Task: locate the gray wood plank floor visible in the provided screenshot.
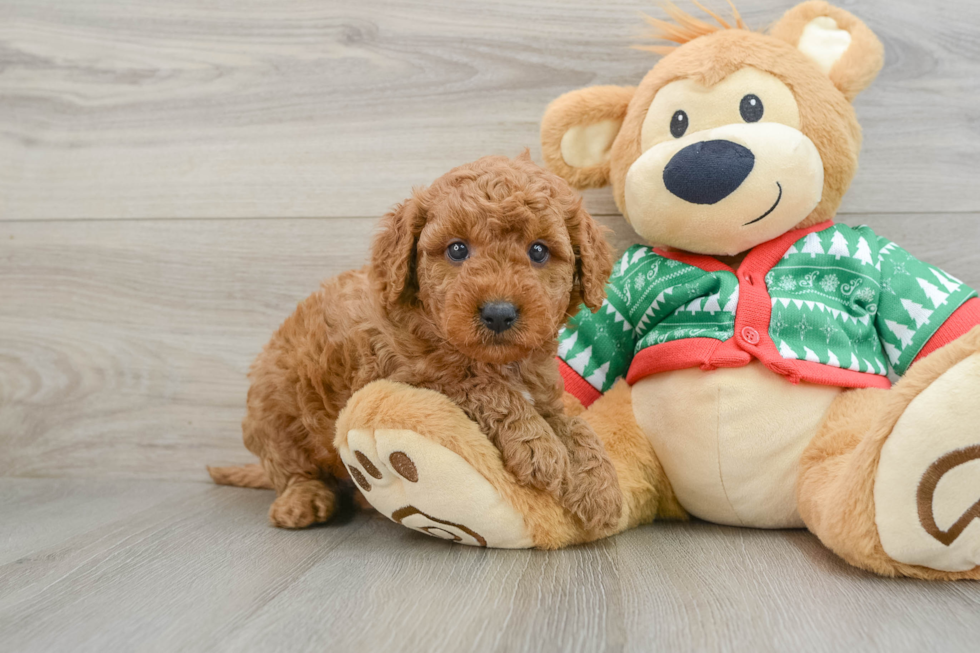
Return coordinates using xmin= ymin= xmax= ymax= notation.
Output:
xmin=2 ymin=478 xmax=979 ymax=653
xmin=2 ymin=0 xmax=979 ymax=650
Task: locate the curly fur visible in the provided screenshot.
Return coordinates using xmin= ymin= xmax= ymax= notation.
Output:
xmin=209 ymin=153 xmax=621 ymax=533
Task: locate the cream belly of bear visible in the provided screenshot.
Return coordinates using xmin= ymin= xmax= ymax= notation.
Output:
xmin=631 ymin=361 xmax=842 ymax=528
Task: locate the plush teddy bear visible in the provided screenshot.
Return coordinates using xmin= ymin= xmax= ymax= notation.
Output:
xmin=335 ymin=1 xmax=980 ymax=579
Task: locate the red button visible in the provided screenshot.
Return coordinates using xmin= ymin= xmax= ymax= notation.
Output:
xmin=741 ymin=326 xmax=760 ymax=344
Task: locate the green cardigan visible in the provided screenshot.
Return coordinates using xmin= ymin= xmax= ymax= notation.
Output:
xmin=558 ymin=222 xmax=978 ymax=400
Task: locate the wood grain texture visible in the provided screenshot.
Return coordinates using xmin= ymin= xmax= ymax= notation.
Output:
xmin=0 ymin=217 xmax=373 ymax=478
xmin=0 ymin=478 xmax=978 ymax=653
xmin=2 ymin=0 xmax=980 ymax=219
xmin=0 ymin=477 xmax=200 ymax=566
xmin=2 ymin=213 xmax=977 ymax=480
xmin=1 ymin=1 xmax=980 ymax=649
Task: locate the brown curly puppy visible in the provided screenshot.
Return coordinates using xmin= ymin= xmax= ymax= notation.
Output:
xmin=209 ymin=153 xmax=622 ymax=533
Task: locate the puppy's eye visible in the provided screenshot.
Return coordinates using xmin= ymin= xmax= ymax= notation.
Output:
xmin=739 ymin=94 xmax=763 ymax=122
xmin=670 ymin=110 xmax=688 ymax=138
xmin=446 ymin=241 xmax=469 ymax=262
xmin=528 ymin=241 xmax=550 ymax=264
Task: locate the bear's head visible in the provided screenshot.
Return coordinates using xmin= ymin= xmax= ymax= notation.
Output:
xmin=541 ymin=1 xmax=884 ymax=257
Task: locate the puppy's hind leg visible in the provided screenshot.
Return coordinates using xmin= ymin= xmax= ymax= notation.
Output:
xmin=269 ymin=477 xmax=336 ymax=529
xmin=243 ymin=413 xmax=337 ymax=529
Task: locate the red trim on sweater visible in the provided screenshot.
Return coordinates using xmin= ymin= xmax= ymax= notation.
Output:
xmin=791 ymin=359 xmax=891 ymax=389
xmin=625 ymin=338 xmax=751 ymax=383
xmin=914 ymin=296 xmax=980 ymax=362
xmin=743 ymin=221 xmax=834 ymax=272
xmin=558 ymin=358 xmax=602 ymax=407
xmin=652 ymin=248 xmax=735 ymax=273
xmin=626 ymin=338 xmax=891 ymax=389
xmin=651 ymin=222 xmax=833 ymax=275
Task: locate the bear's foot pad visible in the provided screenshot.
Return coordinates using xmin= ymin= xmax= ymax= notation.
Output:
xmin=876 ymin=353 xmax=980 ymax=572
xmin=338 ymin=428 xmax=534 ymax=548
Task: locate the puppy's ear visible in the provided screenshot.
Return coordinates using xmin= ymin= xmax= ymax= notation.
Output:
xmin=567 ymin=202 xmax=612 ymax=314
xmin=371 ymin=193 xmax=428 ymax=309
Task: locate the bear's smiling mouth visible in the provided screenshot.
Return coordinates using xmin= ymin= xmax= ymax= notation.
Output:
xmin=743 ymin=182 xmax=782 ymax=226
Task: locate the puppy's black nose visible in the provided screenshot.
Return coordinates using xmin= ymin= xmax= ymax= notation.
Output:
xmin=480 ymin=302 xmax=518 ymax=334
xmin=663 ymin=140 xmax=755 ymax=205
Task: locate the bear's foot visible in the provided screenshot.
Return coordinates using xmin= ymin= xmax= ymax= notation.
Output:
xmin=875 ymin=353 xmax=980 ymax=572
xmin=338 ymin=427 xmax=534 ymax=548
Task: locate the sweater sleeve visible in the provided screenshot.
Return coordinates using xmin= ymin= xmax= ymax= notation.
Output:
xmin=557 ymin=247 xmax=645 ymax=405
xmin=914 ymin=297 xmax=980 ymax=362
xmin=874 ymin=234 xmax=978 ymax=376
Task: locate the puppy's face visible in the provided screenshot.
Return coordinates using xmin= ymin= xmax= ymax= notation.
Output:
xmin=416 ymin=184 xmax=576 ymax=364
xmin=372 ymin=155 xmax=611 ymax=365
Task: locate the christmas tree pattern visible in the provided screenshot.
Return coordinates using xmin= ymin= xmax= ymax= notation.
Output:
xmin=854 ymin=237 xmax=874 ymax=267
xmin=931 ymin=268 xmax=961 ymax=293
xmin=559 ymin=226 xmax=976 ymax=395
xmin=558 ymin=245 xmax=739 ymax=392
xmin=768 ymin=225 xmax=976 ymax=376
xmin=827 ymin=230 xmax=850 ymax=259
xmin=801 ymin=233 xmax=825 ymax=257
xmin=900 ymin=299 xmax=932 ymax=328
xmin=916 ymin=278 xmax=948 ymax=308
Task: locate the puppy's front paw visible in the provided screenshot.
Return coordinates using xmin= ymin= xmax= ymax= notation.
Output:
xmin=562 ymin=463 xmax=623 ymax=534
xmin=502 ymin=435 xmax=570 ymax=495
xmin=269 ymin=480 xmax=335 ymax=529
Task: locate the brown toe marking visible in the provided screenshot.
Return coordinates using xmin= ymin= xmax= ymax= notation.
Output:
xmin=391 ymin=505 xmax=486 ymax=547
xmin=421 ymin=527 xmax=461 ymax=542
xmin=348 ymin=465 xmax=371 ymax=492
xmin=917 ymin=444 xmax=980 ymax=546
xmin=355 ymin=451 xmax=382 ymax=479
xmin=389 ymin=451 xmax=418 ymax=482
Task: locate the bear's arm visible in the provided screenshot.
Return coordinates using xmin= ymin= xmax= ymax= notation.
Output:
xmin=556 ymin=249 xmax=649 ymax=406
xmin=873 ymin=233 xmax=979 ymax=375
xmin=914 ymin=298 xmax=980 ymax=362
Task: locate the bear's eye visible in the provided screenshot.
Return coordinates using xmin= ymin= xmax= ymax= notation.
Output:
xmin=446 ymin=240 xmax=469 ymax=262
xmin=528 ymin=241 xmax=550 ymax=264
xmin=739 ymin=94 xmax=764 ymax=122
xmin=670 ymin=110 xmax=688 ymax=138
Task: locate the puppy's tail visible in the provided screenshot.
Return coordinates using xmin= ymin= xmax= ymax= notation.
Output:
xmin=207 ymin=463 xmax=273 ymax=489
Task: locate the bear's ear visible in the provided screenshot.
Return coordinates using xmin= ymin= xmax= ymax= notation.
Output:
xmin=769 ymin=1 xmax=884 ymax=101
xmin=540 ymin=85 xmax=635 ymax=189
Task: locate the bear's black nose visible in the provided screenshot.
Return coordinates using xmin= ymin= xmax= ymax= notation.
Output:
xmin=662 ymin=140 xmax=755 ymax=205
xmin=480 ymin=302 xmax=518 ymax=334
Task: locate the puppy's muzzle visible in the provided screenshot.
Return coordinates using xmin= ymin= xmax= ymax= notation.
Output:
xmin=480 ymin=302 xmax=519 ymax=334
